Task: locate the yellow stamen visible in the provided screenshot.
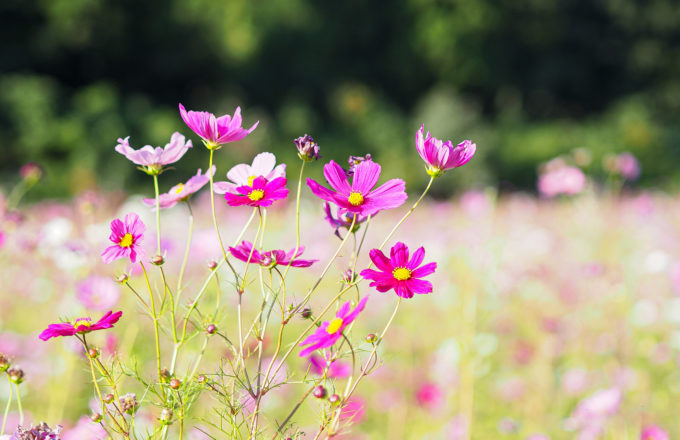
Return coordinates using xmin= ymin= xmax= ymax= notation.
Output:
xmin=73 ymin=319 xmax=92 ymax=329
xmin=119 ymin=233 xmax=134 ymax=248
xmin=249 ymin=189 xmax=265 ymax=201
xmin=392 ymin=267 xmax=412 ymax=281
xmin=326 ymin=318 xmax=344 ymax=334
xmin=247 ymin=175 xmax=257 ymax=186
xmin=173 ymin=183 xmax=185 ymax=194
xmin=348 ymin=192 xmax=364 ymax=206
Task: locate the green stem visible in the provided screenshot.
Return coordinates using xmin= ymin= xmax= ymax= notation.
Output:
xmin=153 ymin=174 xmax=162 ymax=255
xmin=176 ymin=201 xmax=194 ymax=295
xmin=13 ymin=383 xmax=22 ymax=426
xmin=141 ymin=262 xmax=164 ymax=400
xmin=1 ymin=374 xmax=13 ymax=435
xmin=208 ymin=149 xmax=229 ymax=261
xmin=281 ymin=161 xmax=305 ymax=279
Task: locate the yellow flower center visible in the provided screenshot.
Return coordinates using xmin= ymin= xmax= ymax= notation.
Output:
xmin=392 ymin=267 xmax=412 ymax=281
xmin=173 ymin=183 xmax=185 ymax=194
xmin=248 ymin=175 xmax=257 ymax=186
xmin=348 ymin=192 xmax=364 ymax=206
xmin=73 ymin=319 xmax=92 ymax=329
xmin=249 ymin=189 xmax=265 ymax=201
xmin=326 ymin=318 xmax=344 ymax=334
xmin=119 ymin=233 xmax=134 ymax=248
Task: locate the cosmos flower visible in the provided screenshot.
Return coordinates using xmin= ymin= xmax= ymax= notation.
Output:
xmin=415 ymin=125 xmax=476 ymax=177
xmin=415 ymin=383 xmax=445 ymax=409
xmin=213 ymin=153 xmax=286 ymax=195
xmin=39 ymin=311 xmax=123 ymax=341
xmin=641 ymin=425 xmax=669 ymax=440
xmin=142 ymin=167 xmax=215 ymax=210
xmin=228 ymin=241 xmax=316 ymax=268
xmin=339 ymin=396 xmax=367 ymax=423
xmin=360 ymin=242 xmax=437 ymax=299
xmin=178 ymin=103 xmax=258 ymax=149
xmin=224 ymin=176 xmax=288 ymax=207
xmin=294 ymin=134 xmax=321 ymax=162
xmin=76 ymin=276 xmax=121 ymax=311
xmin=347 ymin=154 xmax=372 ymax=177
xmin=101 ymin=213 xmax=145 ymax=264
xmin=115 ymin=132 xmax=192 ymax=175
xmin=307 ymin=354 xmax=351 ymax=379
xmin=299 ymin=297 xmax=368 ymax=357
xmin=307 ymin=160 xmax=407 ymax=217
xmin=615 ymin=152 xmax=641 ymax=181
xmin=323 ymin=202 xmax=368 ymax=238
xmin=9 ymin=422 xmax=62 ymax=440
xmin=537 ymin=160 xmax=587 ymax=198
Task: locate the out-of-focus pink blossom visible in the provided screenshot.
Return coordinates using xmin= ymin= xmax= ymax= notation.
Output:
xmin=446 ymin=414 xmax=468 ymax=440
xmin=615 ymin=152 xmax=641 ymax=181
xmin=640 ymin=425 xmax=669 ymax=440
xmin=537 ymin=161 xmax=586 ymax=198
xmin=62 ymin=417 xmax=107 ymax=440
xmin=565 ymin=388 xmax=622 ymax=439
xmin=562 ymin=368 xmax=589 ymax=395
xmin=308 ymin=354 xmax=351 ymax=378
xmin=76 ymin=276 xmax=121 ymax=311
xmin=339 ymin=396 xmax=366 ymax=424
xmin=415 ymin=383 xmax=444 ymax=410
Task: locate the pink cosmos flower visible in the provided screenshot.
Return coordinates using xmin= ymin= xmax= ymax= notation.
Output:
xmin=178 ymin=103 xmax=258 ymax=149
xmin=307 ymin=160 xmax=407 ymax=217
xmin=616 ymin=152 xmax=641 ymax=181
xmin=142 ymin=167 xmax=215 ymax=210
xmin=213 ymin=152 xmax=286 ymax=195
xmin=224 ymin=176 xmax=288 ymax=207
xmin=115 ymin=132 xmax=192 ymax=174
xmin=62 ymin=416 xmax=107 ymax=440
xmin=360 ymin=242 xmax=437 ymax=299
xmin=299 ymin=297 xmax=368 ymax=357
xmin=101 ymin=213 xmax=145 ymax=264
xmin=339 ymin=396 xmax=366 ymax=423
xmin=565 ymin=388 xmax=622 ymax=439
xmin=641 ymin=425 xmax=669 ymax=440
xmin=39 ymin=310 xmax=123 ymax=341
xmin=537 ymin=163 xmax=587 ymax=197
xmin=228 ymin=241 xmax=316 ymax=268
xmin=323 ymin=202 xmax=368 ymax=238
xmin=415 ymin=383 xmax=445 ymax=409
xmin=76 ymin=276 xmax=121 ymax=311
xmin=415 ymin=125 xmax=476 ymax=176
xmin=308 ymin=354 xmax=351 ymax=378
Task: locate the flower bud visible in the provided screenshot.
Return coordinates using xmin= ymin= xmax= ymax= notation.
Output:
xmin=119 ymin=393 xmax=139 ymax=414
xmin=0 ymin=354 xmax=10 ymax=373
xmin=90 ymin=412 xmax=103 ymax=423
xmin=313 ymin=385 xmax=327 ymax=399
xmin=169 ymin=378 xmax=181 ymax=390
xmin=365 ymin=333 xmax=377 ymax=344
xmin=300 ymin=308 xmax=312 ymax=319
xmin=197 ymin=374 xmax=207 ymax=384
xmin=151 ymin=254 xmax=165 ymax=266
xmin=8 ymin=367 xmax=24 ymax=384
xmin=328 ymin=394 xmax=341 ymax=405
xmin=20 ymin=162 xmax=43 ymax=182
xmin=88 ymin=348 xmax=100 ymax=359
xmin=207 ymin=260 xmax=218 ymax=271
xmin=294 ymin=134 xmax=321 ymax=162
xmin=343 ymin=269 xmax=356 ymax=283
xmin=104 ymin=393 xmax=114 ymax=404
xmin=158 ymin=408 xmax=173 ymax=424
xmin=116 ymin=273 xmax=129 ymax=284
xmin=160 ymin=368 xmax=171 ymax=383
xmin=206 ymin=324 xmax=217 ymax=335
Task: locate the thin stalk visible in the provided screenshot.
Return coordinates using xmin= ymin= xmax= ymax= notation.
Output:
xmin=140 ymin=262 xmax=164 ymax=400
xmin=13 ymin=383 xmax=22 ymax=426
xmin=1 ymin=374 xmax=13 ymax=435
xmin=176 ymin=201 xmax=195 ymax=294
xmin=281 ymin=161 xmax=305 ymax=279
xmin=208 ymin=149 xmax=229 ymax=261
xmin=153 ymin=174 xmax=162 ymax=255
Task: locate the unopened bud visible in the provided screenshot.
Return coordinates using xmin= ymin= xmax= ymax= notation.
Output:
xmin=206 ymin=324 xmax=217 ymax=335
xmin=300 ymin=308 xmax=312 ymax=319
xmin=119 ymin=393 xmax=139 ymax=414
xmin=343 ymin=269 xmax=355 ymax=283
xmin=328 ymin=394 xmax=341 ymax=405
xmin=158 ymin=408 xmax=173 ymax=424
xmin=313 ymin=385 xmax=327 ymax=399
xmin=160 ymin=368 xmax=171 ymax=383
xmin=7 ymin=367 xmax=24 ymax=384
xmin=169 ymin=378 xmax=181 ymax=390
xmin=207 ymin=260 xmax=217 ymax=270
xmin=294 ymin=134 xmax=321 ymax=162
xmin=151 ymin=254 xmax=165 ymax=266
xmin=0 ymin=354 xmax=10 ymax=373
xmin=197 ymin=374 xmax=207 ymax=384
xmin=20 ymin=162 xmax=43 ymax=182
xmin=365 ymin=333 xmax=377 ymax=344
xmin=90 ymin=412 xmax=103 ymax=423
xmin=104 ymin=393 xmax=114 ymax=404
xmin=116 ymin=273 xmax=129 ymax=284
xmin=88 ymin=348 xmax=100 ymax=359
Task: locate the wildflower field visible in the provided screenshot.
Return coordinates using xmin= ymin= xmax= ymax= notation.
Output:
xmin=0 ymin=104 xmax=676 ymax=440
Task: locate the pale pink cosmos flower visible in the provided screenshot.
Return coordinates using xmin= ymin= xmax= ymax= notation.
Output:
xmin=641 ymin=425 xmax=669 ymax=440
xmin=308 ymin=354 xmax=351 ymax=378
xmin=101 ymin=213 xmax=145 ymax=264
xmin=615 ymin=152 xmax=641 ymax=181
xmin=565 ymin=388 xmax=622 ymax=440
xmin=115 ymin=132 xmax=192 ymax=174
xmin=537 ymin=162 xmax=586 ymax=198
xmin=415 ymin=125 xmax=476 ymax=177
xmin=76 ymin=276 xmax=121 ymax=311
xmin=179 ymin=103 xmax=258 ymax=149
xmin=142 ymin=167 xmax=215 ymax=210
xmin=62 ymin=417 xmax=107 ymax=440
xmin=213 ymin=153 xmax=286 ymax=195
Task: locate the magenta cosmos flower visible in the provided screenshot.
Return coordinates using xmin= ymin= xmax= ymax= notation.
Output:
xmin=39 ymin=310 xmax=122 ymax=341
xmin=307 ymin=160 xmax=407 ymax=217
xmin=142 ymin=166 xmax=214 ymax=210
xmin=416 ymin=125 xmax=476 ymax=177
xmin=360 ymin=242 xmax=437 ymax=299
xmin=224 ymin=176 xmax=288 ymax=207
xmin=323 ymin=202 xmax=368 ymax=238
xmin=101 ymin=213 xmax=145 ymax=264
xmin=179 ymin=103 xmax=259 ymax=149
xmin=213 ymin=152 xmax=286 ymax=195
xmin=299 ymin=296 xmax=368 ymax=357
xmin=641 ymin=425 xmax=669 ymax=440
xmin=308 ymin=354 xmax=351 ymax=379
xmin=115 ymin=132 xmax=192 ymax=175
xmin=229 ymin=241 xmax=316 ymax=268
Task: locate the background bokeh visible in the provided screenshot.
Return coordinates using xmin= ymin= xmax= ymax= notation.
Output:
xmin=2 ymin=0 xmax=680 ymax=199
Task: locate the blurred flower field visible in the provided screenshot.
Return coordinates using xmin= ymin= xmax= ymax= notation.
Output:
xmin=1 ymin=185 xmax=678 ymax=439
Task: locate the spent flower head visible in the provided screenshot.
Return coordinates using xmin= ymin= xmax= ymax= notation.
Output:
xmin=294 ymin=134 xmax=321 ymax=162
xmin=9 ymin=422 xmax=62 ymax=440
